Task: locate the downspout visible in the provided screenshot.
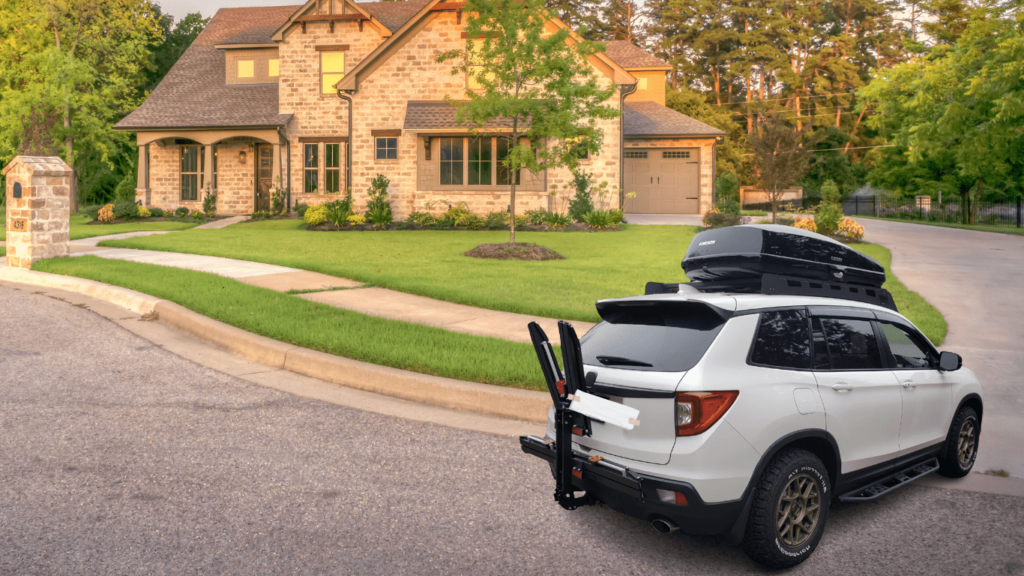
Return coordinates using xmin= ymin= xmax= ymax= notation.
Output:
xmin=618 ymin=82 xmax=638 ymax=208
xmin=337 ymin=90 xmax=355 ymax=196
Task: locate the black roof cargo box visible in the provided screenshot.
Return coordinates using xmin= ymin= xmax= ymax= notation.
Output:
xmin=683 ymin=225 xmax=885 ymax=288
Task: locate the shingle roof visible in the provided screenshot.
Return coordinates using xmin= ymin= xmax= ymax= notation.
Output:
xmin=604 ymin=40 xmax=671 ymax=70
xmin=218 ymin=25 xmax=281 ymax=46
xmin=359 ymin=0 xmax=432 ymax=32
xmin=623 ymin=101 xmax=726 ymax=138
xmin=115 ymin=5 xmax=299 ymax=130
xmin=404 ymin=101 xmax=529 ymax=131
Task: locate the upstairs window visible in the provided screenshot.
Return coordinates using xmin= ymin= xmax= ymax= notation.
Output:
xmin=269 ymin=59 xmax=279 ymax=78
xmin=180 ymin=146 xmax=200 ymax=201
xmin=238 ymin=60 xmax=254 ymax=79
xmin=325 ymin=144 xmax=341 ymax=193
xmin=304 ymin=144 xmax=319 ymax=193
xmin=321 ymin=51 xmax=345 ymax=95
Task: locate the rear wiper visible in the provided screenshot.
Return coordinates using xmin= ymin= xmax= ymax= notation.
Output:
xmin=596 ymin=355 xmax=653 ymax=367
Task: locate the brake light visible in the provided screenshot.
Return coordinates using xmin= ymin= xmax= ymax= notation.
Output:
xmin=676 ymin=391 xmax=739 ymax=436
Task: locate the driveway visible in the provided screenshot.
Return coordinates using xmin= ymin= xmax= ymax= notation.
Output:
xmin=857 ymin=219 xmax=1024 ymax=476
xmin=2 ymin=286 xmax=1023 ymax=574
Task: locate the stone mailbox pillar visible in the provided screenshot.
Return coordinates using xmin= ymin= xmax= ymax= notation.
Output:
xmin=3 ymin=156 xmax=73 ymax=269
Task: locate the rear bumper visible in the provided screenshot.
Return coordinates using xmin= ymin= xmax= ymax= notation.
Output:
xmin=520 ymin=435 xmax=745 ymax=536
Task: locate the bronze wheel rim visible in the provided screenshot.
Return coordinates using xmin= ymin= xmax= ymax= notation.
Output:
xmin=958 ymin=419 xmax=977 ymax=467
xmin=776 ymin=473 xmax=822 ymax=548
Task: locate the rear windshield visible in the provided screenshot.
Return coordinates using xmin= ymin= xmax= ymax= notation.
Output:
xmin=581 ymin=306 xmax=725 ymax=372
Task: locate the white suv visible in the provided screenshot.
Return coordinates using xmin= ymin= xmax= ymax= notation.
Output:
xmin=520 ymin=225 xmax=983 ymax=569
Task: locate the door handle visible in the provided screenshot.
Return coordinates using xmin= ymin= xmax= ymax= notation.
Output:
xmin=831 ymin=383 xmax=853 ymax=392
xmin=901 ymin=380 xmax=916 ymax=389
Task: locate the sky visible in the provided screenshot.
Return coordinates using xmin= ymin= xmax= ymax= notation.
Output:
xmin=156 ymin=0 xmax=303 ymax=22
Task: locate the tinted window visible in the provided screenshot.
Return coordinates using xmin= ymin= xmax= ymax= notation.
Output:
xmin=811 ymin=317 xmax=831 ymax=370
xmin=750 ymin=310 xmax=811 ymax=369
xmin=581 ymin=320 xmax=724 ymax=373
xmin=880 ymin=323 xmax=935 ymax=369
xmin=818 ymin=318 xmax=883 ymax=370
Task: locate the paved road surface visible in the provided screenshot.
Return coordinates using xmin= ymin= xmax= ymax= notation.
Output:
xmin=858 ymin=219 xmax=1024 ymax=477
xmin=3 ymin=286 xmax=1024 ymax=574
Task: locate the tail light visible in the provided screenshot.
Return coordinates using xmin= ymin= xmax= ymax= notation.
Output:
xmin=676 ymin=391 xmax=739 ymax=436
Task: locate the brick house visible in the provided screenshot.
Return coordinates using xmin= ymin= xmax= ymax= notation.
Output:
xmin=115 ymin=0 xmax=726 ymax=217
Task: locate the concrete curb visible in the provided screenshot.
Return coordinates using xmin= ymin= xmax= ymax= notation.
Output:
xmin=6 ymin=267 xmax=550 ymax=423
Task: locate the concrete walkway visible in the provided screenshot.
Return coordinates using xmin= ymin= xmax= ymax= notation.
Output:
xmin=195 ymin=215 xmax=247 ymax=229
xmin=626 ymin=214 xmax=703 ymax=226
xmin=857 ymin=218 xmax=1024 ymax=477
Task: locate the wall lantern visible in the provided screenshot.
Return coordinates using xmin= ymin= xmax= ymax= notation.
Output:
xmin=239 ymin=150 xmax=247 ymax=164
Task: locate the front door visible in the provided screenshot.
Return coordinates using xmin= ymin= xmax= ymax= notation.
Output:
xmin=255 ymin=144 xmax=273 ymax=212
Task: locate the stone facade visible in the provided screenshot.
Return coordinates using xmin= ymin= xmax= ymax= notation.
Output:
xmin=3 ymin=156 xmax=72 ymax=269
xmin=143 ymin=140 xmax=257 ymax=215
xmin=625 ymin=138 xmax=716 ymax=214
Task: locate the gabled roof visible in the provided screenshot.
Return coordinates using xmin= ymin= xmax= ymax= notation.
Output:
xmin=604 ymin=41 xmax=671 ymax=70
xmin=115 ymin=5 xmax=298 ymax=131
xmin=270 ymin=0 xmax=391 ymax=41
xmin=360 ymin=0 xmax=432 ymax=32
xmin=623 ymin=101 xmax=726 ymax=138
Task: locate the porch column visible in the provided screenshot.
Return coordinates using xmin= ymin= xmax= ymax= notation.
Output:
xmin=204 ymin=145 xmax=215 ymax=193
xmin=272 ymin=143 xmax=282 ymax=188
xmin=136 ymin=144 xmax=151 ymax=207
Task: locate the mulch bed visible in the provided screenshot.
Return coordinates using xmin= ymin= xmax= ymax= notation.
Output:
xmin=85 ymin=216 xmax=220 ymax=225
xmin=306 ymin=221 xmax=621 ymax=232
xmin=464 ymin=242 xmax=565 ymax=261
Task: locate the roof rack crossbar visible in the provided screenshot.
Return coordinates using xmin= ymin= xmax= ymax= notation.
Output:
xmin=678 ymin=273 xmax=897 ymax=312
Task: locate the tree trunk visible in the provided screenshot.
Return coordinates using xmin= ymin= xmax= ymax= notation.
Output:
xmin=509 ymin=123 xmax=518 ymax=244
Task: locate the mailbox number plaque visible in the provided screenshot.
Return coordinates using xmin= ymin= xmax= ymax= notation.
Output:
xmin=11 ymin=219 xmax=27 ymax=232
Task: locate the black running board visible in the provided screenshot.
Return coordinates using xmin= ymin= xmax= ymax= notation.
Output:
xmin=838 ymin=458 xmax=940 ymax=502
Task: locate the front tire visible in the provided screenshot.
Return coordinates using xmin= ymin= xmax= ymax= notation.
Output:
xmin=937 ymin=406 xmax=979 ymax=478
xmin=741 ymin=449 xmax=831 ymax=569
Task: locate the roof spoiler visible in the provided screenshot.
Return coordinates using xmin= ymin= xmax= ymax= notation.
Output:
xmin=596 ymin=299 xmax=732 ymax=327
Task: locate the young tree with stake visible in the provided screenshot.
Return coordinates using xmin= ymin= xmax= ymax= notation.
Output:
xmin=437 ymin=0 xmax=619 ymax=244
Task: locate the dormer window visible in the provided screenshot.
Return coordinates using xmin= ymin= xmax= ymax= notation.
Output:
xmin=321 ymin=51 xmax=345 ymax=95
xmin=238 ymin=60 xmax=254 ymax=78
xmin=269 ymin=59 xmax=279 ymax=77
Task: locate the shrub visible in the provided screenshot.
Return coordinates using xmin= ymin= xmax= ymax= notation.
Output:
xmin=485 ymin=211 xmax=508 ymax=228
xmin=703 ymin=208 xmax=742 ymax=229
xmin=609 ymin=209 xmax=625 ymax=225
xmin=715 ymin=197 xmax=741 ymax=215
xmin=441 ymin=201 xmax=472 ymax=225
xmin=149 ymin=207 xmax=165 ymax=218
xmin=456 ymin=213 xmax=486 ymax=230
xmin=202 ymin=189 xmax=217 ymax=216
xmin=543 ymin=211 xmax=571 ymax=228
xmin=113 ymin=174 xmax=137 ymax=202
xmin=271 ymin=188 xmax=287 ymax=215
xmin=716 ymin=171 xmax=740 ymax=204
xmin=347 ymin=214 xmax=366 ymax=225
xmin=814 ymin=202 xmax=843 ymax=236
xmin=304 ymin=204 xmax=328 ymax=226
xmin=192 ymin=211 xmax=204 ymax=221
xmin=837 ymin=217 xmax=864 ymax=241
xmin=250 ymin=211 xmax=271 ymax=219
xmin=113 ymin=199 xmax=139 ymax=221
xmin=295 ymin=203 xmax=310 ymax=218
xmin=98 ymin=204 xmax=115 ymax=223
xmin=568 ymin=171 xmax=595 ymax=222
xmin=137 ymin=206 xmax=151 ymax=219
xmin=793 ymin=217 xmax=817 ymax=232
xmin=82 ymin=205 xmax=102 ymax=220
xmin=777 ymin=215 xmax=796 ymax=226
xmin=174 ymin=206 xmax=190 ymax=218
xmin=524 ymin=209 xmax=549 ymax=225
xmin=364 ymin=173 xmax=393 ymax=227
xmin=406 ymin=211 xmax=436 ymax=227
xmin=583 ymin=210 xmax=617 ymax=229
xmin=323 ymin=198 xmax=354 ymax=227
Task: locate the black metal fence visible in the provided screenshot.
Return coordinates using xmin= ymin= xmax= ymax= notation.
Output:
xmin=848 ymin=195 xmax=1024 ymax=228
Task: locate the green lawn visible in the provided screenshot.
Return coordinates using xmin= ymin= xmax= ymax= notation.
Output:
xmin=0 ymin=214 xmax=198 ymax=242
xmin=33 ymin=256 xmax=551 ymax=391
xmin=101 ymin=222 xmax=948 ymax=344
xmin=858 ymin=216 xmax=1024 ymax=237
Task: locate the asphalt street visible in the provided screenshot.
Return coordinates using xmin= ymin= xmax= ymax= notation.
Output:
xmin=2 ymin=286 xmax=1023 ymax=575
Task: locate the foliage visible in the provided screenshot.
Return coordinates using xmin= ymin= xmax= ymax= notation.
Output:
xmin=608 ymin=209 xmax=625 ymax=225
xmin=665 ymin=88 xmax=748 ymax=180
xmin=304 ymin=205 xmax=328 ymax=226
xmin=568 ymin=171 xmax=596 ymax=222
xmin=323 ymin=198 xmax=354 ymax=227
xmin=137 ymin=205 xmax=150 ymax=219
xmin=837 ymin=217 xmax=865 ymax=241
xmin=543 ymin=211 xmax=572 ymax=228
xmin=802 ymin=127 xmax=859 ymax=202
xmin=347 ymin=215 xmax=366 ymax=226
xmin=113 ymin=174 xmax=137 ymax=202
xmin=294 ymin=203 xmax=310 ymax=218
xmin=524 ymin=209 xmax=549 ymax=226
xmin=407 ymin=211 xmax=437 ymax=227
xmin=793 ymin=217 xmax=817 ymax=232
xmin=82 ymin=204 xmax=102 ymax=220
xmin=149 ymin=207 xmax=164 ymax=218
xmin=270 ymin=177 xmax=287 ymax=215
xmin=191 ymin=211 xmax=203 ymax=221
xmin=714 ymin=198 xmax=741 ymax=215
xmin=250 ymin=211 xmax=272 ymax=219
xmin=98 ymin=203 xmax=114 ymax=223
xmin=815 ymin=203 xmax=844 ymax=236
xmin=748 ymin=114 xmax=811 ymax=222
xmin=436 ymin=0 xmax=618 ymax=242
xmin=716 ymin=171 xmax=740 ymax=203
xmin=364 ymin=174 xmax=393 ymax=227
xmin=582 ymin=210 xmax=618 ymax=229
xmin=202 ymin=189 xmax=217 ymax=216
xmin=147 ymin=11 xmax=208 ymax=92
xmin=113 ymin=198 xmax=138 ymax=221
xmin=702 ymin=208 xmax=741 ymax=229
xmin=174 ymin=207 xmax=190 ymax=218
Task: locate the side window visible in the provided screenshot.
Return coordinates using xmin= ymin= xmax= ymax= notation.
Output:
xmin=750 ymin=309 xmax=811 ymax=369
xmin=880 ymin=323 xmax=935 ymax=369
xmin=811 ymin=317 xmax=830 ymax=369
xmin=818 ymin=317 xmax=883 ymax=370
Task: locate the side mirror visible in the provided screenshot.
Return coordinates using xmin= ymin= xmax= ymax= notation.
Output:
xmin=938 ymin=351 xmax=962 ymax=372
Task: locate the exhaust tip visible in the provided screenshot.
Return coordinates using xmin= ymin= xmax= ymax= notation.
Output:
xmin=652 ymin=519 xmax=679 ymax=534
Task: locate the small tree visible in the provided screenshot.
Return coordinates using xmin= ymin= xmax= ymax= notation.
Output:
xmin=437 ymin=0 xmax=619 ymax=243
xmin=748 ymin=114 xmax=811 ymax=223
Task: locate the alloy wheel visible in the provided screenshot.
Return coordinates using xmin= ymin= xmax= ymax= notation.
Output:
xmin=958 ymin=419 xmax=977 ymax=467
xmin=776 ymin=473 xmax=822 ymax=548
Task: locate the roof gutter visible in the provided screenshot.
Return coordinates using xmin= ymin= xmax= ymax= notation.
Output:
xmin=618 ymin=82 xmax=639 ymax=207
xmin=336 ymin=90 xmax=355 ymax=197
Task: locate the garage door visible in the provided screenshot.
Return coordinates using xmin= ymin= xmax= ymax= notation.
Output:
xmin=623 ymin=149 xmax=700 ymax=214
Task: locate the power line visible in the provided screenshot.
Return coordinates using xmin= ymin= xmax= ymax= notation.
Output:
xmin=707 ymin=92 xmax=860 ymax=107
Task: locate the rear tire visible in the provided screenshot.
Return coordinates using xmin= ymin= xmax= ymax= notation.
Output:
xmin=741 ymin=449 xmax=831 ymax=569
xmin=937 ymin=406 xmax=979 ymax=478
